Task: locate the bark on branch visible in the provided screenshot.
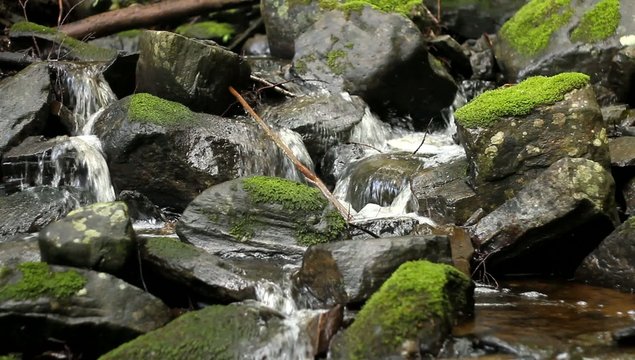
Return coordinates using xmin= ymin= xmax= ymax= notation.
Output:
xmin=59 ymin=0 xmax=255 ymax=40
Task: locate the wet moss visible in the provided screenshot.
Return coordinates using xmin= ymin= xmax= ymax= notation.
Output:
xmin=128 ymin=93 xmax=197 ymax=126
xmin=500 ymin=0 xmax=573 ymax=56
xmin=242 ymin=176 xmax=326 ymax=212
xmin=455 ymin=72 xmax=590 ymax=128
xmin=10 ymin=21 xmax=57 ymax=34
xmin=145 ymin=237 xmax=201 ymax=261
xmin=319 ymin=0 xmax=422 ymax=15
xmin=570 ymin=0 xmax=620 ymax=43
xmin=0 ymin=262 xmax=86 ymax=301
xmin=297 ymin=210 xmax=347 ymax=245
xmin=326 ymin=49 xmax=347 ymax=75
xmin=229 ymin=216 xmax=255 ymax=241
xmin=175 ymin=21 xmax=235 ymax=43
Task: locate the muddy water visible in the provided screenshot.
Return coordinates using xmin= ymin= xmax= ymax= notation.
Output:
xmin=451 ymin=280 xmax=635 ymax=359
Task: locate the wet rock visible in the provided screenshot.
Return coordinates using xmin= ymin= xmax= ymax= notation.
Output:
xmin=176 ymin=176 xmax=347 ymax=259
xmin=260 ymin=0 xmax=323 ymax=58
xmin=494 ymin=0 xmax=635 ymax=103
xmin=89 ymin=30 xmax=141 ymax=54
xmin=609 ymin=136 xmax=635 ymax=167
xmin=307 ymin=304 xmax=344 ymax=356
xmin=471 ymin=158 xmax=619 ymax=276
xmin=293 ymin=7 xmax=457 ymax=121
xmin=455 ymin=73 xmax=610 ymax=212
xmin=349 ymin=217 xmax=420 ymax=240
xmin=0 ymin=235 xmax=40 ymax=267
xmin=0 ymin=262 xmax=171 ymax=358
xmin=321 ymin=143 xmax=378 ymax=188
xmin=0 ymin=63 xmax=50 ymax=155
xmin=295 ymin=235 xmax=452 ymax=307
xmin=118 ymin=190 xmax=164 ymax=222
xmin=242 ymin=34 xmax=270 ymax=56
xmin=428 ymin=35 xmax=472 ymax=79
xmin=38 ymin=202 xmax=135 ymax=274
xmin=0 ymin=186 xmax=88 ymax=242
xmin=1 ymin=136 xmax=68 ymax=191
xmin=329 ymin=260 xmax=473 ymax=359
xmin=93 ymin=93 xmax=283 ymax=210
xmin=624 ymin=177 xmax=635 ymax=216
xmin=245 ymin=56 xmax=317 ymax=96
xmin=575 ymin=216 xmax=635 ymax=293
xmin=613 ymin=326 xmax=635 ymax=346
xmin=100 ymin=301 xmax=314 ymax=359
xmin=464 ymin=35 xmax=499 ymax=81
xmin=139 ymin=236 xmax=256 ymax=303
xmin=261 ymin=92 xmax=366 ymax=163
xmin=136 ymin=30 xmax=249 ymax=114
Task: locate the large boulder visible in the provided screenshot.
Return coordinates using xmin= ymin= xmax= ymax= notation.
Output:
xmin=575 ymin=216 xmax=635 ymax=292
xmin=293 ymin=7 xmax=457 ymax=122
xmin=471 ymin=157 xmax=619 ymax=276
xmin=0 ymin=262 xmax=171 ymax=358
xmin=329 ymin=260 xmax=473 ymax=359
xmin=455 ymin=73 xmax=610 ymax=211
xmin=38 ymin=202 xmax=135 ymax=274
xmin=295 ymin=235 xmax=452 ymax=307
xmin=136 ymin=30 xmax=249 ymax=114
xmin=0 ymin=236 xmax=40 ymax=267
xmin=176 ymin=176 xmax=347 ymax=259
xmin=0 ymin=63 xmax=50 ymax=156
xmin=494 ymin=0 xmax=635 ymax=102
xmin=93 ymin=93 xmax=285 ymax=210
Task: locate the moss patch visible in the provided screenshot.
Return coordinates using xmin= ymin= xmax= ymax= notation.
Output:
xmin=175 ymin=21 xmax=235 ymax=43
xmin=455 ymin=72 xmax=590 ymax=128
xmin=326 ymin=49 xmax=347 ymax=75
xmin=570 ymin=0 xmax=620 ymax=43
xmin=297 ymin=210 xmax=347 ymax=245
xmin=145 ymin=237 xmax=201 ymax=261
xmin=229 ymin=216 xmax=255 ymax=241
xmin=11 ymin=21 xmax=57 ymax=35
xmin=319 ymin=0 xmax=422 ymax=16
xmin=0 ymin=262 xmax=86 ymax=301
xmin=242 ymin=176 xmax=326 ymax=212
xmin=128 ymin=93 xmax=197 ymax=126
xmin=500 ymin=0 xmax=573 ymax=56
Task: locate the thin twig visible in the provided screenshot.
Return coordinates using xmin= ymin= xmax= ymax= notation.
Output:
xmin=249 ymin=74 xmax=297 ymax=97
xmin=345 ymin=141 xmax=383 ymax=153
xmin=412 ymin=118 xmax=435 ymax=155
xmin=229 ymin=86 xmax=351 ymax=221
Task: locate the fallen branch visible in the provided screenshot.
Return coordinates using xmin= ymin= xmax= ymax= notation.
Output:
xmin=59 ymin=0 xmax=256 ymax=39
xmin=228 ymin=86 xmax=351 ymax=221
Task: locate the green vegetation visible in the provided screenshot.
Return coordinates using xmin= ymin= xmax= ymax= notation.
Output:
xmin=319 ymin=0 xmax=422 ymax=16
xmin=500 ymin=0 xmax=573 ymax=56
xmin=455 ymin=72 xmax=590 ymax=128
xmin=0 ymin=262 xmax=86 ymax=301
xmin=145 ymin=237 xmax=201 ymax=260
xmin=344 ymin=260 xmax=472 ymax=359
xmin=570 ymin=0 xmax=620 ymax=43
xmin=229 ymin=216 xmax=255 ymax=240
xmin=326 ymin=49 xmax=347 ymax=75
xmin=175 ymin=21 xmax=235 ymax=43
xmin=242 ymin=176 xmax=326 ymax=212
xmin=297 ymin=210 xmax=347 ymax=245
xmin=128 ymin=93 xmax=197 ymax=126
xmin=10 ymin=21 xmax=57 ymax=34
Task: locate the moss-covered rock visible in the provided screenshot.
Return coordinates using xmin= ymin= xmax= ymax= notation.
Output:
xmin=242 ymin=176 xmax=326 ymax=212
xmin=570 ymin=0 xmax=621 ymax=43
xmin=127 ymin=93 xmax=197 ymax=126
xmin=0 ymin=262 xmax=85 ymax=301
xmin=175 ymin=21 xmax=235 ymax=42
xmin=319 ymin=0 xmax=423 ymax=16
xmin=330 ymin=260 xmax=473 ymax=359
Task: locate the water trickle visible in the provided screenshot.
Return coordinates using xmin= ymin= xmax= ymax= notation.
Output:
xmin=349 ymin=107 xmax=392 ymax=146
xmin=277 ymin=128 xmax=315 ymax=183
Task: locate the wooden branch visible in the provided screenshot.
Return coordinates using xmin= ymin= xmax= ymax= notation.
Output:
xmin=58 ymin=0 xmax=255 ymax=39
xmin=228 ymin=86 xmax=351 ymax=221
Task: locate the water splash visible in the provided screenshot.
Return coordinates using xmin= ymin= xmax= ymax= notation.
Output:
xmin=276 ymin=128 xmax=315 ymax=183
xmin=349 ymin=107 xmax=392 ymax=146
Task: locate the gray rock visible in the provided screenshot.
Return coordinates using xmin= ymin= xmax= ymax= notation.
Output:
xmin=39 ymin=202 xmax=135 ymax=274
xmin=261 ymin=0 xmax=324 ymax=58
xmin=609 ymin=136 xmax=635 ymax=167
xmin=575 ymin=216 xmax=635 ymax=293
xmin=0 ymin=63 xmax=50 ymax=155
xmin=118 ymin=190 xmax=164 ymax=222
xmin=1 ymin=136 xmax=68 ymax=191
xmin=136 ymin=30 xmax=249 ymax=114
xmin=349 ymin=217 xmax=420 ymax=240
xmin=140 ymin=236 xmax=256 ymax=303
xmin=0 ymin=262 xmax=170 ymax=358
xmin=293 ymin=7 xmax=456 ymax=121
xmin=295 ymin=235 xmax=452 ymax=306
xmin=0 ymin=235 xmax=40 ymax=267
xmin=624 ymin=176 xmax=635 ymax=216
xmin=471 ymin=158 xmax=619 ymax=275
xmin=321 ymin=143 xmax=378 ymax=187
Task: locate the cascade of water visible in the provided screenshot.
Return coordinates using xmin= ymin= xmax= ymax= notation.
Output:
xmin=276 ymin=128 xmax=315 ymax=183
xmin=349 ymin=107 xmax=393 ymax=146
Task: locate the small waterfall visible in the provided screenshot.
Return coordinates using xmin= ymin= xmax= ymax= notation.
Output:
xmin=276 ymin=128 xmax=315 ymax=183
xmin=349 ymin=107 xmax=392 ymax=146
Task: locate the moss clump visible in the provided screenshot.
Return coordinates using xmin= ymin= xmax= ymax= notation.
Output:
xmin=297 ymin=210 xmax=347 ymax=245
xmin=145 ymin=237 xmax=201 ymax=260
xmin=326 ymin=49 xmax=347 ymax=75
xmin=570 ymin=0 xmax=620 ymax=43
xmin=0 ymin=262 xmax=86 ymax=301
xmin=319 ymin=0 xmax=422 ymax=16
xmin=175 ymin=21 xmax=235 ymax=43
xmin=344 ymin=261 xmax=472 ymax=359
xmin=455 ymin=72 xmax=590 ymax=128
xmin=10 ymin=21 xmax=57 ymax=35
xmin=229 ymin=216 xmax=255 ymax=240
xmin=242 ymin=176 xmax=327 ymax=212
xmin=128 ymin=93 xmax=197 ymax=126
xmin=500 ymin=0 xmax=573 ymax=56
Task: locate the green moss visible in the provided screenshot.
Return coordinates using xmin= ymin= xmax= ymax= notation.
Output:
xmin=128 ymin=93 xmax=197 ymax=126
xmin=145 ymin=237 xmax=201 ymax=260
xmin=319 ymin=0 xmax=421 ymax=16
xmin=175 ymin=21 xmax=235 ymax=43
xmin=500 ymin=0 xmax=573 ymax=56
xmin=345 ymin=261 xmax=471 ymax=359
xmin=242 ymin=176 xmax=327 ymax=212
xmin=297 ymin=210 xmax=347 ymax=245
xmin=0 ymin=262 xmax=86 ymax=301
xmin=10 ymin=21 xmax=57 ymax=34
xmin=326 ymin=49 xmax=347 ymax=75
xmin=0 ymin=354 xmax=20 ymax=360
xmin=570 ymin=0 xmax=620 ymax=43
xmin=229 ymin=216 xmax=255 ymax=240
xmin=455 ymin=72 xmax=590 ymax=128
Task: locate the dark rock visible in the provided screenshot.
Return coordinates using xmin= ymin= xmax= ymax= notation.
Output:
xmin=38 ymin=202 xmax=135 ymax=274
xmin=471 ymin=158 xmax=619 ymax=276
xmin=613 ymin=326 xmax=635 ymax=346
xmin=307 ymin=304 xmax=344 ymax=356
xmin=428 ymin=35 xmax=473 ymax=79
xmin=245 ymin=56 xmax=317 ymax=96
xmin=0 ymin=235 xmax=40 ymax=267
xmin=0 ymin=63 xmax=50 ymax=155
xmin=260 ymin=0 xmax=323 ymax=58
xmin=321 ymin=143 xmax=378 ymax=188
xmin=118 ymin=190 xmax=164 ymax=222
xmin=464 ymin=35 xmax=499 ymax=81
xmin=293 ymin=7 xmax=457 ymax=121
xmin=295 ymin=235 xmax=452 ymax=307
xmin=575 ymin=216 xmax=635 ymax=293
xmin=609 ymin=136 xmax=635 ymax=167
xmin=136 ymin=30 xmax=249 ymax=114
xmin=0 ymin=186 xmax=88 ymax=242
xmin=624 ymin=176 xmax=635 ymax=216
xmin=349 ymin=217 xmax=419 ymax=240
xmin=1 ymin=136 xmax=68 ymax=191
xmin=139 ymin=236 xmax=256 ymax=303
xmin=176 ymin=176 xmax=347 ymax=259
xmin=0 ymin=262 xmax=171 ymax=358
xmin=89 ymin=30 xmax=141 ymax=54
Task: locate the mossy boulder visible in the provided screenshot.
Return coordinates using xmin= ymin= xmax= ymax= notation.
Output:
xmin=455 ymin=73 xmax=610 ymax=211
xmin=494 ymin=0 xmax=635 ymax=102
xmin=175 ymin=21 xmax=235 ymax=42
xmin=329 ymin=260 xmax=473 ymax=359
xmin=38 ymin=202 xmax=135 ymax=274
xmin=176 ymin=176 xmax=347 ymax=259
